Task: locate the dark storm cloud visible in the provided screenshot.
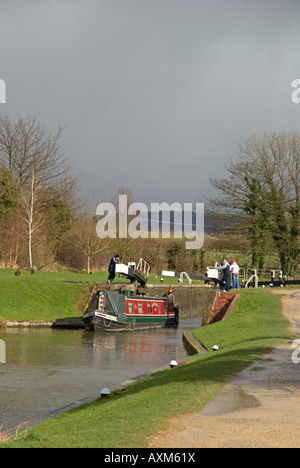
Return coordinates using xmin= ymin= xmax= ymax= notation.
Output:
xmin=0 ymin=0 xmax=299 ymax=205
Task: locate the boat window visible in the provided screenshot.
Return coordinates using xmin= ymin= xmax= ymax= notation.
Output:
xmin=138 ymin=302 xmax=143 ymax=314
xmin=147 ymin=303 xmax=152 ymax=314
xmin=128 ymin=301 xmax=133 ymax=314
xmin=88 ymin=293 xmax=98 ymax=311
xmin=104 ymin=294 xmax=114 ymax=314
xmin=157 ymin=303 xmax=161 ymax=314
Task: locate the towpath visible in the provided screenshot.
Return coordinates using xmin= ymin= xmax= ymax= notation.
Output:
xmin=150 ymin=290 xmax=300 ymax=448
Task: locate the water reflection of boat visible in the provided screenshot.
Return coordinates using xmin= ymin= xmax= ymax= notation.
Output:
xmin=83 ymin=289 xmax=179 ymax=332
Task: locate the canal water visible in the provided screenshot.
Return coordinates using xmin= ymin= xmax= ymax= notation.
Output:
xmin=0 ymin=317 xmax=201 ymax=431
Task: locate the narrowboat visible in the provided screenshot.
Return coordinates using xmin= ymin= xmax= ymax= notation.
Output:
xmin=83 ymin=289 xmax=179 ymax=332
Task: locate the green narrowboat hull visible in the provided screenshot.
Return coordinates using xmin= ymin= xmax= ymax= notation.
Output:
xmin=83 ymin=289 xmax=179 ymax=332
xmin=83 ymin=312 xmax=178 ymax=332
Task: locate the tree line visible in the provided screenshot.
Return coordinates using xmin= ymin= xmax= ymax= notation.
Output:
xmin=210 ymin=131 xmax=300 ymax=275
xmin=0 ymin=115 xmax=298 ymax=276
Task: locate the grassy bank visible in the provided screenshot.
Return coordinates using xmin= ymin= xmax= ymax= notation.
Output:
xmin=0 ymin=268 xmax=199 ymax=323
xmin=0 ymin=269 xmax=90 ymax=322
xmin=1 ymin=289 xmax=293 ymax=448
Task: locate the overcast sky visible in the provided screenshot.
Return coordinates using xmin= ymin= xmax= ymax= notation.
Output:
xmin=0 ymin=0 xmax=299 ymax=207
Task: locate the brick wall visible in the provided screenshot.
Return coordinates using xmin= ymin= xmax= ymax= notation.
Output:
xmin=208 ymin=291 xmax=239 ymax=324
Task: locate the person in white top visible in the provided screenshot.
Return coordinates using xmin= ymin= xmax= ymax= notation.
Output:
xmin=230 ymin=260 xmax=240 ymax=290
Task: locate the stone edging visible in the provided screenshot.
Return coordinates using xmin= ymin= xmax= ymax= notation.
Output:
xmin=222 ymin=293 xmax=240 ymax=320
xmin=4 ymin=320 xmax=84 ymax=328
xmin=5 ymin=321 xmax=55 ymax=327
xmin=182 ymin=293 xmax=240 ymax=355
xmin=182 ymin=330 xmax=207 ymax=355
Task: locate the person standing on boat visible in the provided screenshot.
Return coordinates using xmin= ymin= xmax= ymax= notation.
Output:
xmin=164 ymin=287 xmax=175 ymax=302
xmin=107 ymin=254 xmax=120 ymax=284
xmin=164 ymin=287 xmax=179 ymax=323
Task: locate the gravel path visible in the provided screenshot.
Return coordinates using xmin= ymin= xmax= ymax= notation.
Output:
xmin=150 ymin=290 xmax=300 ymax=448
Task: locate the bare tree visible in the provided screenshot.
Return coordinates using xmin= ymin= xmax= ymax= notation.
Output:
xmin=0 ymin=115 xmax=68 ymax=188
xmin=19 ymin=169 xmax=46 ymax=271
xmin=70 ymin=210 xmax=112 ymax=274
xmin=0 ymin=115 xmax=78 ymax=269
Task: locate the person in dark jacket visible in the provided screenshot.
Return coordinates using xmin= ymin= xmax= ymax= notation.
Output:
xmin=163 ymin=287 xmax=175 ymax=302
xmin=107 ymin=254 xmax=120 ymax=284
xmin=217 ymin=259 xmax=231 ymax=292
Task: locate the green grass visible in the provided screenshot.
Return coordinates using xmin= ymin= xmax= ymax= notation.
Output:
xmin=0 ymin=269 xmax=92 ymax=322
xmin=193 ymin=289 xmax=292 ymax=368
xmin=0 ymin=268 xmax=199 ymax=323
xmin=1 ymin=289 xmax=293 ymax=448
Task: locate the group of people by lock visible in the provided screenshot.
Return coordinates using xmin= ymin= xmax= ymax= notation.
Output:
xmin=216 ymin=259 xmax=240 ymax=292
xmin=107 ymin=254 xmax=240 ymax=294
